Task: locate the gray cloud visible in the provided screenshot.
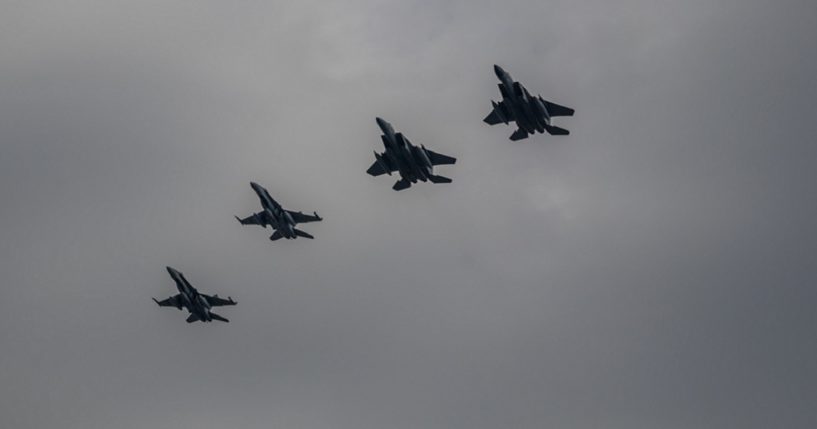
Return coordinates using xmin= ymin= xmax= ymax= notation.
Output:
xmin=1 ymin=1 xmax=815 ymax=428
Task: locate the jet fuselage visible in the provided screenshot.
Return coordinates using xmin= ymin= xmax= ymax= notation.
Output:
xmin=250 ymin=182 xmax=298 ymax=239
xmin=494 ymin=65 xmax=550 ymax=134
xmin=377 ymin=118 xmax=435 ymax=184
xmin=166 ymin=266 xmax=214 ymax=322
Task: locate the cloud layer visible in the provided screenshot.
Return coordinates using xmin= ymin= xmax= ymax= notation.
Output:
xmin=1 ymin=1 xmax=815 ymax=428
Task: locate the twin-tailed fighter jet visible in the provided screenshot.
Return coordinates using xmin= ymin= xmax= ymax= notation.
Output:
xmin=153 ymin=266 xmax=236 ymax=323
xmin=236 ymin=182 xmax=322 ymax=240
xmin=484 ymin=65 xmax=574 ymax=141
xmin=366 ymin=117 xmax=457 ymax=191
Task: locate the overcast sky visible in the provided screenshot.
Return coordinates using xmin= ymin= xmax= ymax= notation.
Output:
xmin=1 ymin=1 xmax=816 ymax=428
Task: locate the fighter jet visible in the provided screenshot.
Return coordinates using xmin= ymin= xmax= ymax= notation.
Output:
xmin=153 ymin=266 xmax=236 ymax=323
xmin=235 ymin=182 xmax=322 ymax=240
xmin=366 ymin=117 xmax=456 ymax=191
xmin=483 ymin=65 xmax=574 ymax=141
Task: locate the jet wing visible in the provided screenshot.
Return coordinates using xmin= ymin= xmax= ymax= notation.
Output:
xmin=484 ymin=101 xmax=514 ymax=125
xmin=203 ymin=294 xmax=236 ymax=307
xmin=236 ymin=212 xmax=266 ymax=225
xmin=424 ymin=149 xmax=456 ymax=166
xmin=286 ymin=210 xmax=322 ymax=224
xmin=542 ymin=99 xmax=574 ymax=117
xmin=153 ymin=294 xmax=182 ymax=309
xmin=366 ymin=153 xmax=397 ymax=177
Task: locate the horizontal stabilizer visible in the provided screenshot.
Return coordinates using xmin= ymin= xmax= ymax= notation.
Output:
xmin=209 ymin=312 xmax=229 ymax=323
xmin=428 ymin=175 xmax=452 ymax=184
xmin=294 ymin=229 xmax=314 ymax=239
xmin=393 ymin=179 xmax=411 ymax=191
xmin=186 ymin=313 xmax=200 ymax=323
xmin=510 ymin=129 xmax=529 ymax=141
xmin=544 ymin=124 xmax=569 ymax=135
xmin=269 ymin=231 xmax=283 ymax=241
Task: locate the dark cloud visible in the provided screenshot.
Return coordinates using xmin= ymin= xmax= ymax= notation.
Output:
xmin=1 ymin=1 xmax=815 ymax=428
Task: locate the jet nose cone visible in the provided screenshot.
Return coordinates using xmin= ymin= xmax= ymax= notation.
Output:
xmin=493 ymin=64 xmax=505 ymax=77
xmin=376 ymin=117 xmax=394 ymax=134
xmin=166 ymin=266 xmax=177 ymax=275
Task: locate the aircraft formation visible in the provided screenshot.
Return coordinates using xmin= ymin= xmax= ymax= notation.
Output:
xmin=154 ymin=65 xmax=574 ymax=323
